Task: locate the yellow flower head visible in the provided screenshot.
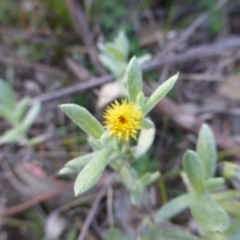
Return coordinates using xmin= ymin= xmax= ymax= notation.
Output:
xmin=103 ymin=99 xmax=143 ymax=142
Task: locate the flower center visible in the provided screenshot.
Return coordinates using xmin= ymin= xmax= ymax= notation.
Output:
xmin=118 ymin=115 xmax=127 ymax=124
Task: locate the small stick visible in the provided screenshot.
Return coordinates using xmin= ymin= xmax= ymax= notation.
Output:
xmin=77 ymin=176 xmax=114 ymax=240
xmin=0 ymin=183 xmax=73 ymax=217
xmin=32 ymin=37 xmax=240 ymax=104
xmin=66 ymin=0 xmax=106 ymax=74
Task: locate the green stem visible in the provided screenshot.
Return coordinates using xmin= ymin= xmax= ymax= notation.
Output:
xmin=159 ymin=175 xmax=168 ymax=204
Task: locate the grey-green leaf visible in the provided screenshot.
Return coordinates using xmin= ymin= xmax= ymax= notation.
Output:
xmin=133 ymin=126 xmax=155 ymax=158
xmin=221 ymin=161 xmax=240 ymax=180
xmin=130 ymin=186 xmax=144 ymax=205
xmin=60 ymin=104 xmax=104 ymax=139
xmin=136 ymin=91 xmax=146 ymax=111
xmin=105 ymin=228 xmax=133 ymax=240
xmin=155 ymin=193 xmax=194 ymax=223
xmin=138 ymin=171 xmax=160 ymax=187
xmin=190 ymin=193 xmax=230 ymax=232
xmin=211 ymin=190 xmax=240 ymax=203
xmin=99 ymin=54 xmax=122 ymax=77
xmin=58 ymin=151 xmax=99 ymax=175
xmin=126 ymin=57 xmax=142 ymax=102
xmin=0 ymin=103 xmax=15 ymax=125
xmin=0 ymin=127 xmax=25 ymax=145
xmin=196 ymin=124 xmax=217 ymax=179
xmin=119 ymin=165 xmax=137 ymax=191
xmin=15 ymin=96 xmax=30 ymax=122
xmin=115 ymin=30 xmax=129 ymax=60
xmin=142 ymin=227 xmax=201 ymax=240
xmin=22 ymin=102 xmax=41 ymax=131
xmin=0 ymin=80 xmax=16 ymax=109
xmin=74 ymin=149 xmax=112 ymax=196
xmin=183 ymin=150 xmax=205 ymax=193
xmin=204 ymin=178 xmax=224 ymax=192
xmin=143 ymin=73 xmax=178 ymax=115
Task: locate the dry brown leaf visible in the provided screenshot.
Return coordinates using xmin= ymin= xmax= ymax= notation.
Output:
xmin=218 ymin=73 xmax=240 ymax=100
xmin=97 ymin=82 xmax=123 ymax=109
xmin=138 ymin=22 xmax=163 ymax=47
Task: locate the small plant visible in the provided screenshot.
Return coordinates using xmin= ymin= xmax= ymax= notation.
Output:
xmin=155 ymin=124 xmax=230 ymax=232
xmin=58 ymin=56 xmax=178 ymax=202
xmin=0 ymin=80 xmax=41 ymax=146
xmin=59 ymin=32 xmax=236 ymax=238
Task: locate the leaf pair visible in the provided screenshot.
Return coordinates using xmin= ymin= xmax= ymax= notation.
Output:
xmin=0 ymin=80 xmax=41 ymax=145
xmin=98 ymin=31 xmax=129 ymax=77
xmin=126 ymin=57 xmax=179 ymax=114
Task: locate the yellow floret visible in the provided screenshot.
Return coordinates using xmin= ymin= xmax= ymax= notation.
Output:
xmin=103 ymin=99 xmax=143 ymax=141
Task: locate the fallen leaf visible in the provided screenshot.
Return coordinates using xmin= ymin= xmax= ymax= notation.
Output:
xmin=97 ymin=82 xmax=123 ymax=109
xmin=218 ymin=73 xmax=240 ymax=100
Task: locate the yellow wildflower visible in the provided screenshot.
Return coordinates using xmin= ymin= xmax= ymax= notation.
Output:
xmin=103 ymin=99 xmax=143 ymax=141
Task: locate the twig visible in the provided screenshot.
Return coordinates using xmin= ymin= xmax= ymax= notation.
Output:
xmin=77 ymin=175 xmax=114 ymax=240
xmin=0 ymin=183 xmax=73 ymax=217
xmin=56 ymin=193 xmax=98 ymax=212
xmin=153 ymin=97 xmax=240 ymax=158
xmin=107 ymin=187 xmax=114 ymax=227
xmin=0 ymin=56 xmax=67 ymax=79
xmin=65 ymin=57 xmax=93 ymax=81
xmin=156 ymin=0 xmax=227 ymax=59
xmin=180 ymin=73 xmax=223 ymax=81
xmin=32 ymin=37 xmax=240 ymax=104
xmin=31 ymin=74 xmax=113 ymax=104
xmin=31 ymin=38 xmax=240 ymax=159
xmin=66 ymin=0 xmax=106 ymax=74
xmin=143 ymin=37 xmax=240 ymax=71
xmin=0 ymin=158 xmax=46 ymax=220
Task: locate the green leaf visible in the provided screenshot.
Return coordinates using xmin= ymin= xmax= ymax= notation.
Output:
xmin=138 ymin=171 xmax=160 ymax=187
xmin=126 ymin=56 xmax=142 ymax=103
xmin=0 ymin=103 xmax=15 ymax=125
xmin=115 ymin=30 xmax=129 ymax=60
xmin=0 ymin=80 xmax=16 ymax=109
xmin=143 ymin=73 xmax=178 ymax=115
xmin=211 ymin=190 xmax=240 ymax=202
xmin=141 ymin=226 xmax=201 ymax=240
xmin=140 ymin=118 xmax=154 ymax=128
xmin=119 ymin=165 xmax=137 ymax=191
xmin=159 ymin=229 xmax=201 ymax=240
xmin=204 ymin=219 xmax=240 ymax=240
xmin=99 ymin=54 xmax=122 ymax=76
xmin=60 ymin=104 xmax=104 ymax=139
xmin=88 ymin=137 xmax=103 ymax=151
xmin=100 ymin=131 xmax=118 ymax=149
xmin=136 ymin=91 xmax=146 ymax=110
xmin=219 ymin=201 xmax=240 ymax=219
xmin=204 ymin=178 xmax=224 ymax=191
xmin=190 ymin=193 xmax=230 ymax=232
xmin=0 ymin=127 xmax=25 ymax=145
xmin=58 ymin=151 xmax=99 ymax=175
xmin=183 ymin=150 xmax=205 ymax=193
xmin=105 ymin=228 xmax=133 ymax=240
xmin=196 ymin=124 xmax=217 ymax=179
xmin=127 ymin=169 xmax=156 ymax=205
xmin=74 ymin=148 xmax=112 ymax=196
xmin=133 ymin=126 xmax=155 ymax=158
xmin=137 ymin=54 xmax=151 ymax=65
xmin=22 ymin=102 xmax=41 ymax=131
xmin=105 ymin=43 xmax=125 ymax=62
xmin=155 ymin=193 xmax=194 ymax=223
xmin=15 ymin=97 xmax=30 ymax=122
xmin=221 ymin=161 xmax=240 ymax=179
xmin=130 ymin=186 xmax=144 ymax=205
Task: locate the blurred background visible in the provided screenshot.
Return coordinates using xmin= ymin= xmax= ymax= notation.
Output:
xmin=0 ymin=0 xmax=240 ymax=239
